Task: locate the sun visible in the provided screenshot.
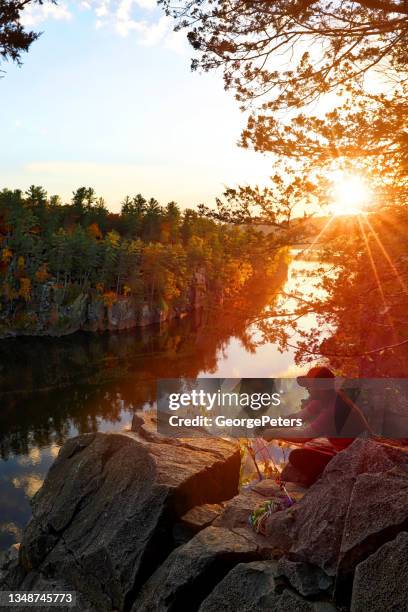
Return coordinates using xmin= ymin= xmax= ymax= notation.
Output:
xmin=328 ymin=172 xmax=372 ymax=216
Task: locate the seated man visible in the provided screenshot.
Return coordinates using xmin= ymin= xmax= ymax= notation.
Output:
xmin=262 ymin=366 xmax=372 ymax=486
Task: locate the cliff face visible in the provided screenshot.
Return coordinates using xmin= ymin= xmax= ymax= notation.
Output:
xmin=0 ymin=250 xmax=289 ymax=338
xmin=0 ymin=270 xmax=209 ymax=338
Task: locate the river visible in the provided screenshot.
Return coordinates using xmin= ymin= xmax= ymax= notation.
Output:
xmin=0 ymin=251 xmax=325 ymax=548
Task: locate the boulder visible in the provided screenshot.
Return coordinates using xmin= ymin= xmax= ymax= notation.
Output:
xmin=132 ymin=481 xmax=307 ymax=611
xmin=130 ymin=526 xmax=262 ymax=612
xmin=280 ymin=461 xmax=311 ymax=487
xmin=213 ymin=487 xmax=274 ymax=530
xmin=198 ymin=561 xmax=338 ymax=612
xmin=0 ymin=543 xmax=22 ymax=586
xmin=262 ymin=439 xmax=408 ymax=577
xmin=7 ymin=542 xmax=20 ymax=562
xmin=173 ymin=503 xmax=225 ymax=545
xmin=179 ymin=503 xmax=225 ymax=533
xmin=6 ymin=430 xmax=408 ymax=612
xmin=276 ymin=558 xmax=333 ymax=597
xmin=0 ymin=549 xmax=7 ymax=576
xmin=131 ymin=411 xmax=210 ymax=442
xmin=2 ymin=574 xmax=95 ymax=612
xmin=351 ymin=531 xmax=408 ymax=612
xmin=8 ymin=427 xmax=240 ymax=612
xmin=339 ymin=465 xmax=408 ymax=574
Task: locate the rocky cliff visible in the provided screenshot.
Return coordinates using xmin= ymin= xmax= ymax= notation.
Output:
xmin=0 ymin=269 xmax=208 ymax=338
xmin=2 ymin=417 xmax=406 ymax=611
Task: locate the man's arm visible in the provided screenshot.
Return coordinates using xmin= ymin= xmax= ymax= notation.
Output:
xmin=286 ymin=399 xmax=321 ymax=423
xmin=260 ymin=400 xmax=327 ymax=441
xmin=262 ymin=425 xmax=315 ymax=443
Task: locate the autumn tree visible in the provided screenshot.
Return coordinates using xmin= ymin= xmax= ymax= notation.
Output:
xmin=161 ymin=0 xmax=408 ymax=367
xmin=163 ymin=0 xmax=408 ymax=217
xmin=0 ymin=185 xmax=289 ymax=335
xmin=161 ymin=0 xmax=408 ymax=110
xmin=198 ymin=174 xmax=318 ymax=228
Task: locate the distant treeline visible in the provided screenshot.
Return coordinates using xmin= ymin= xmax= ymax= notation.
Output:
xmin=0 ymin=186 xmax=282 ymax=332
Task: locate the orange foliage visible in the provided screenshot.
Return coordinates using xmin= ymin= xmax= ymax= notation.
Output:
xmin=102 ymin=291 xmax=117 ymax=307
xmin=35 ymin=263 xmax=49 ymax=283
xmin=1 ymin=248 xmax=12 ymax=264
xmin=223 ymin=261 xmax=253 ymax=296
xmin=162 ymin=271 xmax=180 ymax=302
xmin=19 ymin=277 xmax=32 ymax=301
xmin=88 ymin=223 xmax=103 ymax=240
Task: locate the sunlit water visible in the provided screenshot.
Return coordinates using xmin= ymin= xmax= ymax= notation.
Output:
xmin=0 ymin=251 xmax=326 ymax=548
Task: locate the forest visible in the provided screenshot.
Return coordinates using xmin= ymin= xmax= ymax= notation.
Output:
xmin=0 ymin=185 xmax=287 ymax=336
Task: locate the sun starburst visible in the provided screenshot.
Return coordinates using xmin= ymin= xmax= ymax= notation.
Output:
xmin=328 ymin=172 xmax=372 ymax=216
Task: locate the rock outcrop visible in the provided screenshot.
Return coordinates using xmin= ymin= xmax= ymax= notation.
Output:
xmin=2 ymin=429 xmax=408 ymax=612
xmin=3 ymin=426 xmax=240 ymax=611
xmin=276 ymin=558 xmax=333 ymax=597
xmin=262 ymin=438 xmax=408 ymax=577
xmin=130 ymin=526 xmax=261 ymax=612
xmin=198 ymin=561 xmax=337 ymax=612
xmin=0 ymin=272 xmax=207 ymax=338
xmin=351 ymin=531 xmax=408 ymax=612
xmin=173 ymin=503 xmax=225 ymax=545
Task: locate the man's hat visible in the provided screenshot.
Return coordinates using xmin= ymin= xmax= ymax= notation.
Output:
xmin=297 ymin=366 xmax=335 ymax=388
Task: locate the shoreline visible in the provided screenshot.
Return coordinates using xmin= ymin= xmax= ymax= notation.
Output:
xmin=0 ymin=248 xmax=290 ymax=341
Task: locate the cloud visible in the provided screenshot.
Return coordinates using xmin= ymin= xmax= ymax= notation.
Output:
xmin=135 ymin=0 xmax=157 ymax=9
xmin=164 ymin=28 xmax=187 ymax=54
xmin=19 ymin=0 xmax=188 ymax=54
xmin=0 ymin=522 xmax=22 ymax=541
xmin=103 ymin=1 xmax=187 ymax=51
xmin=20 ymin=2 xmax=72 ymax=27
xmin=17 ymin=447 xmax=41 ymax=466
xmin=12 ymin=474 xmax=44 ymax=498
xmin=137 ymin=15 xmax=170 ymax=46
xmin=95 ymin=2 xmax=109 ymax=17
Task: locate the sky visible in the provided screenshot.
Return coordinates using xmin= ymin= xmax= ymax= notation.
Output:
xmin=0 ymin=0 xmax=274 ymax=212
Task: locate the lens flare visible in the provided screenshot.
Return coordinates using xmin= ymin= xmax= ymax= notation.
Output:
xmin=329 ymin=172 xmax=371 ymax=216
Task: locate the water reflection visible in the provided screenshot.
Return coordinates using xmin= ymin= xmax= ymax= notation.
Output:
xmin=0 ymin=254 xmax=323 ymax=548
